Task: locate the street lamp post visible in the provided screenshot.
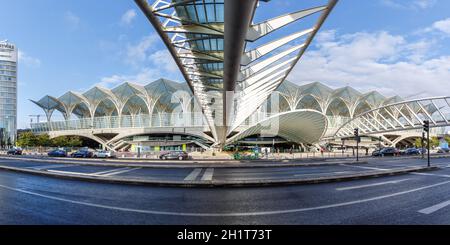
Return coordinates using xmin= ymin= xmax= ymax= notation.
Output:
xmin=423 ymin=120 xmax=430 ymax=167
xmin=354 ymin=128 xmax=359 ymax=162
xmin=421 ymin=131 xmax=425 ymax=159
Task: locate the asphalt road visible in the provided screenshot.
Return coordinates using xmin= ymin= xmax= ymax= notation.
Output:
xmin=1 ymin=157 xmax=450 ymax=224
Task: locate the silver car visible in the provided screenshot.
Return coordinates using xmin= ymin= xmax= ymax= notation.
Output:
xmin=93 ymin=150 xmax=116 ymax=158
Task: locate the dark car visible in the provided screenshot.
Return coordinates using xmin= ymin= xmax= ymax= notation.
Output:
xmin=71 ymin=150 xmax=93 ymax=158
xmin=48 ymin=149 xmax=67 ymax=157
xmin=372 ymin=149 xmax=382 ymax=157
xmin=379 ymin=147 xmax=400 ymax=156
xmin=7 ymin=148 xmax=22 ymax=155
xmin=159 ymin=151 xmax=189 ymax=160
xmin=404 ymin=148 xmax=421 ymax=155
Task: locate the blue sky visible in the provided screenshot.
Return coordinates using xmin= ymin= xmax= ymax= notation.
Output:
xmin=1 ymin=0 xmax=450 ymax=128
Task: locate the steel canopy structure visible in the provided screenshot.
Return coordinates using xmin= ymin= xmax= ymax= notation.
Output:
xmin=134 ymin=0 xmax=338 ymax=146
xmin=31 ymin=78 xmax=435 ymax=150
xmin=334 ymin=96 xmax=450 ymax=138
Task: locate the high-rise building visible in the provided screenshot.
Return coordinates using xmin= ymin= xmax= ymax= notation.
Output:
xmin=0 ymin=40 xmax=17 ymax=146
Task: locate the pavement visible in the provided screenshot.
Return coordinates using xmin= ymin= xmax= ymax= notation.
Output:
xmin=1 ymin=156 xmax=450 ymax=224
xmin=0 ymin=155 xmax=439 ymax=187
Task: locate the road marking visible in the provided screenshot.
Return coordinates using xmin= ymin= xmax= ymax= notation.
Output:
xmin=90 ymin=167 xmax=131 ymax=176
xmin=184 ymin=168 xmax=202 ymax=181
xmin=29 ymin=164 xmax=74 ymax=170
xmin=336 ymin=178 xmax=410 ymax=191
xmin=47 ymin=167 xmax=131 ymax=177
xmin=342 ymin=164 xmax=389 ymax=171
xmin=201 ymin=168 xmax=214 ymax=181
xmin=411 ymin=172 xmax=450 ymax=178
xmin=418 ymin=200 xmax=450 ymax=214
xmin=294 ymin=171 xmax=353 ymax=177
xmin=47 ymin=169 xmax=99 ymax=176
xmin=1 ymin=180 xmax=450 ymax=217
xmin=101 ymin=167 xmax=141 ymax=177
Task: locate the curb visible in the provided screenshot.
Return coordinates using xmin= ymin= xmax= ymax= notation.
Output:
xmin=0 ymin=164 xmax=438 ymax=188
xmin=0 ymin=156 xmax=368 ymax=169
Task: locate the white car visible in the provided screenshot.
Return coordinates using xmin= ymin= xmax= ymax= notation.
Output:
xmin=93 ymin=150 xmax=116 ymax=158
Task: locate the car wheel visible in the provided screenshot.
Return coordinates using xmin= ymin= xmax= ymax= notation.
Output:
xmin=178 ymin=156 xmax=183 ymax=161
xmin=163 ymin=156 xmax=167 ymax=160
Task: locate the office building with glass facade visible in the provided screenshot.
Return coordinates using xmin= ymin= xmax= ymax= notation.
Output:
xmin=0 ymin=40 xmax=17 ymax=146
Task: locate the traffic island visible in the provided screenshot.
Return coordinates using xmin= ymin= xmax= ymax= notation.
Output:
xmin=0 ymin=163 xmax=438 ymax=188
xmin=0 ymin=155 xmax=368 ymax=168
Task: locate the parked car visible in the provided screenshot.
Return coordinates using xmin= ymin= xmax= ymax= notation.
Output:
xmin=93 ymin=150 xmax=116 ymax=158
xmin=373 ymin=147 xmax=399 ymax=157
xmin=404 ymin=148 xmax=421 ymax=155
xmin=379 ymin=147 xmax=400 ymax=156
xmin=7 ymin=148 xmax=22 ymax=155
xmin=47 ymin=149 xmax=67 ymax=157
xmin=159 ymin=151 xmax=189 ymax=160
xmin=372 ymin=149 xmax=382 ymax=157
xmin=71 ymin=150 xmax=93 ymax=158
xmin=418 ymin=148 xmax=427 ymax=154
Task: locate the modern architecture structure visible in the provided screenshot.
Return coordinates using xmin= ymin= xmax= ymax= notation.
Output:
xmin=30 ymin=78 xmax=450 ymax=152
xmin=0 ymin=40 xmax=17 ymax=146
xmin=29 ymin=0 xmax=450 ymax=152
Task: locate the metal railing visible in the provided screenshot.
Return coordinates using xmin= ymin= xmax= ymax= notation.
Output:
xmin=30 ymin=112 xmax=287 ymax=133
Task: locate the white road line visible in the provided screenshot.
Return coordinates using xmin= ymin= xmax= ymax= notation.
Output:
xmin=47 ymin=168 xmax=130 ymax=177
xmin=294 ymin=171 xmax=353 ymax=177
xmin=184 ymin=168 xmax=202 ymax=181
xmin=1 ymin=180 xmax=450 ymax=217
xmin=101 ymin=167 xmax=141 ymax=177
xmin=90 ymin=167 xmax=131 ymax=176
xmin=342 ymin=164 xmax=389 ymax=171
xmin=30 ymin=164 xmax=74 ymax=170
xmin=201 ymin=168 xmax=214 ymax=181
xmin=47 ymin=169 xmax=99 ymax=176
xmin=411 ymin=172 xmax=450 ymax=178
xmin=336 ymin=178 xmax=410 ymax=191
xmin=418 ymin=200 xmax=450 ymax=214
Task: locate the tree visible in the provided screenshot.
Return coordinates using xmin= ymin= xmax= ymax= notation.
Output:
xmin=36 ymin=134 xmax=52 ymax=147
xmin=16 ymin=132 xmax=85 ymax=148
xmin=16 ymin=131 xmax=37 ymax=147
xmin=415 ymin=137 xmax=423 ymax=148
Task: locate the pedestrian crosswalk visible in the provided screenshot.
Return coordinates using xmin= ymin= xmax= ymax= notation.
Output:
xmin=184 ymin=168 xmax=214 ymax=181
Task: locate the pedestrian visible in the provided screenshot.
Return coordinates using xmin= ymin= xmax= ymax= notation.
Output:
xmin=320 ymin=147 xmax=324 ymax=157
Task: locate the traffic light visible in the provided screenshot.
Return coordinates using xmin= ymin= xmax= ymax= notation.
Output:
xmin=353 ymin=128 xmax=359 ymax=137
xmin=423 ymin=120 xmax=430 ymax=132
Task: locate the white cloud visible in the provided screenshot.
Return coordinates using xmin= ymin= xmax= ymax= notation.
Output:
xmin=120 ymin=9 xmax=137 ymax=26
xmin=432 ymin=18 xmax=450 ymax=35
xmin=124 ymin=35 xmax=159 ymax=66
xmin=64 ymin=11 xmax=81 ymax=29
xmin=381 ymin=0 xmax=436 ymax=10
xmin=18 ymin=51 xmax=41 ymax=68
xmin=289 ymin=30 xmax=450 ymax=98
xmin=148 ymin=49 xmax=178 ymax=73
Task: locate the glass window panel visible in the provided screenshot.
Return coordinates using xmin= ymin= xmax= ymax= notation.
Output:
xmin=185 ymin=5 xmax=198 ymax=22
xmin=215 ymin=4 xmax=224 ymax=22
xmin=203 ymin=39 xmax=210 ymax=50
xmin=195 ymin=4 xmax=207 ymax=23
xmin=210 ymin=38 xmax=217 ymax=50
xmin=205 ymin=4 xmax=216 ymax=22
